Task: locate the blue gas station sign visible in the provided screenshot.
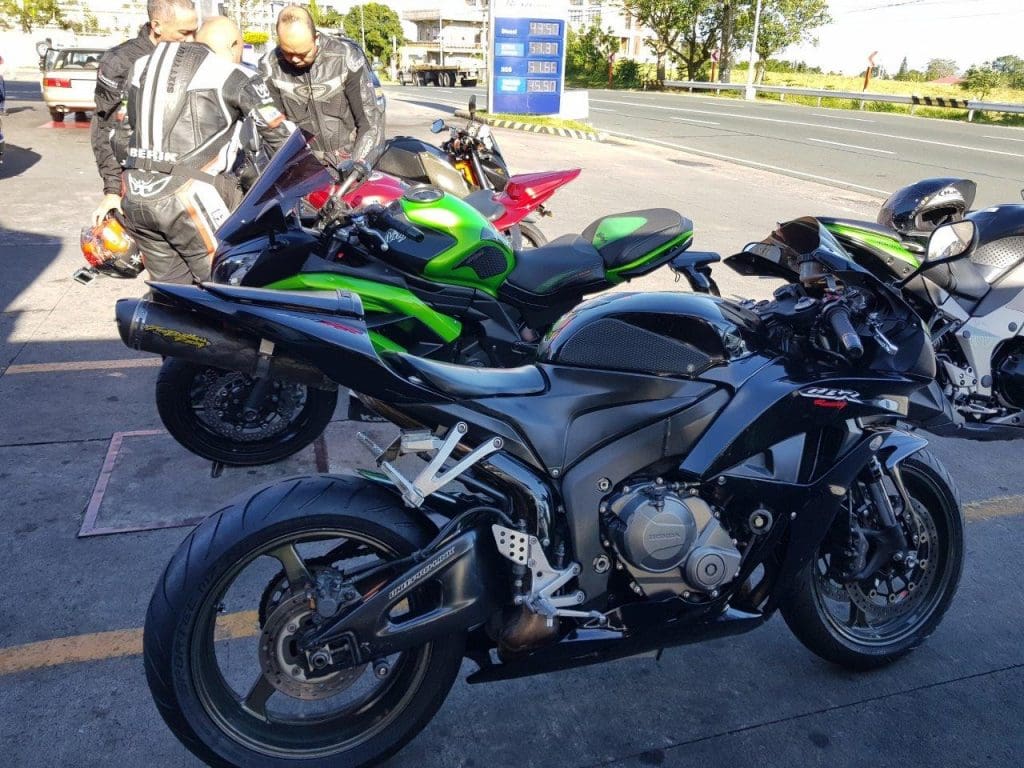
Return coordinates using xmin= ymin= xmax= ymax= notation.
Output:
xmin=491 ymin=16 xmax=566 ymax=115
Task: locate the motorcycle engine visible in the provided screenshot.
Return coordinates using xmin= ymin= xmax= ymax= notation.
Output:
xmin=604 ymin=481 xmax=742 ymax=599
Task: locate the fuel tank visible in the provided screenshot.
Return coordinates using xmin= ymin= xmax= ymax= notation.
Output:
xmin=537 ymin=292 xmax=763 ymax=377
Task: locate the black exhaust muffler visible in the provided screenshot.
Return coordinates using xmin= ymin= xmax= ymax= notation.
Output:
xmin=115 ymin=298 xmax=336 ymax=389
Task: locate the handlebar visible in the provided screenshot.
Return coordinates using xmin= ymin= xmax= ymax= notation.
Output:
xmin=824 ymin=304 xmax=864 ymax=360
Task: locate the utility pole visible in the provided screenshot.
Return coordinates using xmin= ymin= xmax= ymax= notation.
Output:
xmin=438 ymin=11 xmax=444 ymax=67
xmin=744 ymin=0 xmax=763 ymax=100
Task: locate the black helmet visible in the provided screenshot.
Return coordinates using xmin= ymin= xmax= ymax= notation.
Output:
xmin=877 ymin=178 xmax=976 ymax=238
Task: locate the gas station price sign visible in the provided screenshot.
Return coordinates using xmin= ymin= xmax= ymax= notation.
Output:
xmin=490 ymin=14 xmax=566 ymax=115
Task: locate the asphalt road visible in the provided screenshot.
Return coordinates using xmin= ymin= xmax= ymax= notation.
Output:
xmin=386 ymin=84 xmax=1024 ymax=206
xmin=0 ymin=83 xmax=1022 ymax=768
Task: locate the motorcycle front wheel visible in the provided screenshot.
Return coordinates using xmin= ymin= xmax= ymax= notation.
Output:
xmin=782 ymin=449 xmax=964 ymax=670
xmin=156 ymin=358 xmax=338 ymax=466
xmin=144 ymin=476 xmax=465 ymax=767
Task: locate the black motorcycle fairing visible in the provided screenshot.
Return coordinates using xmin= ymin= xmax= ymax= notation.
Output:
xmin=200 ymin=282 xmax=364 ymax=317
xmin=680 ymin=356 xmax=930 ymax=481
xmin=375 ymin=136 xmax=472 ymax=197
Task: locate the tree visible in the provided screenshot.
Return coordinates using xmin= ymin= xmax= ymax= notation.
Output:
xmin=924 ymin=58 xmax=957 ymax=80
xmin=961 ymin=65 xmax=1001 ymax=101
xmin=737 ymin=0 xmax=831 ymax=83
xmin=343 ymin=4 xmax=404 ymax=65
xmin=566 ymin=23 xmax=618 ymax=80
xmin=896 ymin=56 xmax=909 ymax=80
xmin=621 ymin=0 xmax=719 ymax=81
xmin=0 ymin=0 xmax=74 ymax=33
xmin=990 ymin=55 xmax=1024 ymax=89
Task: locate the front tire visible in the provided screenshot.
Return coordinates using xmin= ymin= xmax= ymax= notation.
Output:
xmin=508 ymin=221 xmax=547 ymax=250
xmin=782 ymin=449 xmax=964 ymax=670
xmin=144 ymin=476 xmax=465 ymax=768
xmin=155 ymin=358 xmax=338 ymax=466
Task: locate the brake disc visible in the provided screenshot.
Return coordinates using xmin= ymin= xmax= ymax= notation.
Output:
xmin=197 ymin=371 xmax=305 ymax=441
xmin=257 ymin=592 xmax=366 ymax=701
xmin=847 ymin=498 xmax=938 ymax=620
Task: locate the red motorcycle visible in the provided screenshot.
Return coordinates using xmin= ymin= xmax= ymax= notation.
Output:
xmin=307 ymin=97 xmax=579 ymax=249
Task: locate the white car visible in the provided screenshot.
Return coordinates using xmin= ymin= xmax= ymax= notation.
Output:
xmin=40 ymin=47 xmax=104 ymax=122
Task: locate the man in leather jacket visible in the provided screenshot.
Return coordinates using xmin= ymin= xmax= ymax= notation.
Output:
xmin=119 ymin=17 xmax=292 ymax=283
xmin=258 ymin=5 xmax=384 ymax=169
xmin=90 ymin=0 xmax=199 ymax=225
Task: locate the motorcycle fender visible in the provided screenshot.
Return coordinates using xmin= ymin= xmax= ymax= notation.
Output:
xmin=302 ymin=524 xmax=503 ymax=660
xmin=877 ymin=428 xmax=929 ymax=471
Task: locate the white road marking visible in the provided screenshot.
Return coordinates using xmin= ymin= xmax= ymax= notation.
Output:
xmin=808 ymin=138 xmax=895 ymax=155
xmin=602 ymin=128 xmax=890 ymax=195
xmin=811 ymin=113 xmax=875 ymax=123
xmin=591 ymin=98 xmax=1022 ymax=157
xmin=983 ymin=135 xmax=1024 ymax=143
xmin=672 ymin=116 xmax=720 ymax=126
xmin=591 ymin=107 xmax=616 ymax=112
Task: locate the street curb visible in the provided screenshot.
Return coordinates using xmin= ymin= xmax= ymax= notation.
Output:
xmin=453 ymin=110 xmax=606 ymax=141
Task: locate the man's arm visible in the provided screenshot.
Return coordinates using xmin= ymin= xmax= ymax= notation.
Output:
xmin=229 ymin=70 xmax=293 ymax=157
xmin=90 ymin=48 xmax=131 ymax=196
xmin=342 ymin=47 xmax=385 ymax=166
xmin=256 ymin=52 xmax=287 ymax=114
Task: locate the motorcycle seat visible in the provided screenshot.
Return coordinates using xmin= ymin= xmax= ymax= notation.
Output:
xmin=386 ymin=352 xmax=547 ymax=398
xmin=463 ymin=189 xmax=505 ymax=222
xmin=583 ymin=209 xmax=693 ymax=269
xmin=506 ymin=234 xmax=605 ymax=295
xmin=200 ymin=283 xmax=364 ymax=317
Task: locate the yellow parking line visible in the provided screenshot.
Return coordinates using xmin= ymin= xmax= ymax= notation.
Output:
xmin=965 ymin=495 xmax=1024 ymax=521
xmin=3 ymin=359 xmax=161 ymax=375
xmin=0 ymin=497 xmax=1020 ymax=678
xmin=0 ymin=611 xmax=258 ymax=676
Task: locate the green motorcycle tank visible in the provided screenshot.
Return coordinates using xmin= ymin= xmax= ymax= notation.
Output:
xmin=386 ymin=187 xmax=515 ymax=297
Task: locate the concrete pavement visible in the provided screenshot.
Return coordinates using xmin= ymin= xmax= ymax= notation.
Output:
xmin=0 ymin=80 xmax=1022 ymax=767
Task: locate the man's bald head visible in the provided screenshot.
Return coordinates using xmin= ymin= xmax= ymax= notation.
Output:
xmin=196 ymin=16 xmax=243 ymax=63
xmin=276 ymin=5 xmax=318 ymax=69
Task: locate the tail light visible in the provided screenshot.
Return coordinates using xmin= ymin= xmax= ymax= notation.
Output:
xmin=44 ymin=77 xmax=72 ymax=88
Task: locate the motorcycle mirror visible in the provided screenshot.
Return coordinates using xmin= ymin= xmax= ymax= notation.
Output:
xmin=35 ymin=41 xmax=49 ymax=58
xmin=926 ymin=220 xmax=976 ymax=263
xmin=469 ymin=95 xmax=477 ymax=118
xmin=430 ymin=118 xmax=446 ymax=134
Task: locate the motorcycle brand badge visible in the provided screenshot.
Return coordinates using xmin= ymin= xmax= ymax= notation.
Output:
xmin=383 ymin=228 xmax=407 ymax=244
xmin=799 ymin=387 xmax=862 ymax=410
xmin=128 ymin=174 xmax=172 ymax=198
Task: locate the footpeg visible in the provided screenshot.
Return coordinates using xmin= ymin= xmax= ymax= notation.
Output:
xmin=492 ymin=525 xmax=584 ymax=620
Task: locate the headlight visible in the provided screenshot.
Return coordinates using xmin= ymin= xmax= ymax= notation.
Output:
xmin=212 ymin=251 xmax=259 ymax=285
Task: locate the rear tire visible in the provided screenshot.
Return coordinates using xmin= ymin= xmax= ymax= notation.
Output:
xmin=781 ymin=449 xmax=964 ymax=670
xmin=517 ymin=221 xmax=547 ymax=248
xmin=144 ymin=476 xmax=465 ymax=768
xmin=48 ymin=107 xmax=64 ymax=122
xmin=155 ymin=357 xmax=338 ymax=466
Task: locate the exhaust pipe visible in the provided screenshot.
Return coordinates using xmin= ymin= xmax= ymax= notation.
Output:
xmin=115 ymin=298 xmax=336 ymax=389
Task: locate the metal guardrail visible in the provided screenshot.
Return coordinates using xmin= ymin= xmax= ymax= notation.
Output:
xmin=662 ymin=80 xmax=1024 ymax=121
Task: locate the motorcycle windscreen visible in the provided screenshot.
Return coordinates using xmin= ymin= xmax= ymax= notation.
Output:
xmin=724 ymin=217 xmax=864 ymax=281
xmin=216 ymin=130 xmax=333 ymax=245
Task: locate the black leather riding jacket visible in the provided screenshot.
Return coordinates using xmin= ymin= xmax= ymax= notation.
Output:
xmin=258 ymin=34 xmax=384 ymax=167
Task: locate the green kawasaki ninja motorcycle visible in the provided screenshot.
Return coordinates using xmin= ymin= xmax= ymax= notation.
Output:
xmin=139 ymin=131 xmax=720 ymax=466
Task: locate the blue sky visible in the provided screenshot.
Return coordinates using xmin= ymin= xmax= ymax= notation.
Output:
xmin=783 ymin=0 xmax=1023 ymax=76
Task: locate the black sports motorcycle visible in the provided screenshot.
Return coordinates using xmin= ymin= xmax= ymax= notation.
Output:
xmin=120 ymin=218 xmax=967 ymax=767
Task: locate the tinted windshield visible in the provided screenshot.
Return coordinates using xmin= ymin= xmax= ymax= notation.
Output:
xmin=217 ymin=130 xmax=332 ymax=244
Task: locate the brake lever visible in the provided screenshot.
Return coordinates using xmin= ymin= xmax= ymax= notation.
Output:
xmin=868 ymin=316 xmax=899 ymax=355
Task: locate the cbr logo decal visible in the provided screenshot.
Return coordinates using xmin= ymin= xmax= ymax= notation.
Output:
xmin=799 ymin=388 xmax=862 ymax=410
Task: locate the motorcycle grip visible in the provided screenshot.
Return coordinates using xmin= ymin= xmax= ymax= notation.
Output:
xmin=827 ymin=305 xmax=864 ymax=360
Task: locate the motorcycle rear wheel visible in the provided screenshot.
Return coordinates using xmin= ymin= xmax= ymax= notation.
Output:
xmin=156 ymin=358 xmax=338 ymax=466
xmin=144 ymin=476 xmax=464 ymax=767
xmin=781 ymin=449 xmax=964 ymax=670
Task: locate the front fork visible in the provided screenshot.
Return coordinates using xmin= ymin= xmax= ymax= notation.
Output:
xmin=846 ymin=456 xmax=911 ymax=581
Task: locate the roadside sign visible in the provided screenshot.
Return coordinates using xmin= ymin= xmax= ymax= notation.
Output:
xmin=488 ymin=0 xmax=568 ymax=115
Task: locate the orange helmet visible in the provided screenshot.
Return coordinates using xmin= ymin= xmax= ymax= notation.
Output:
xmin=80 ymin=214 xmax=144 ymax=278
